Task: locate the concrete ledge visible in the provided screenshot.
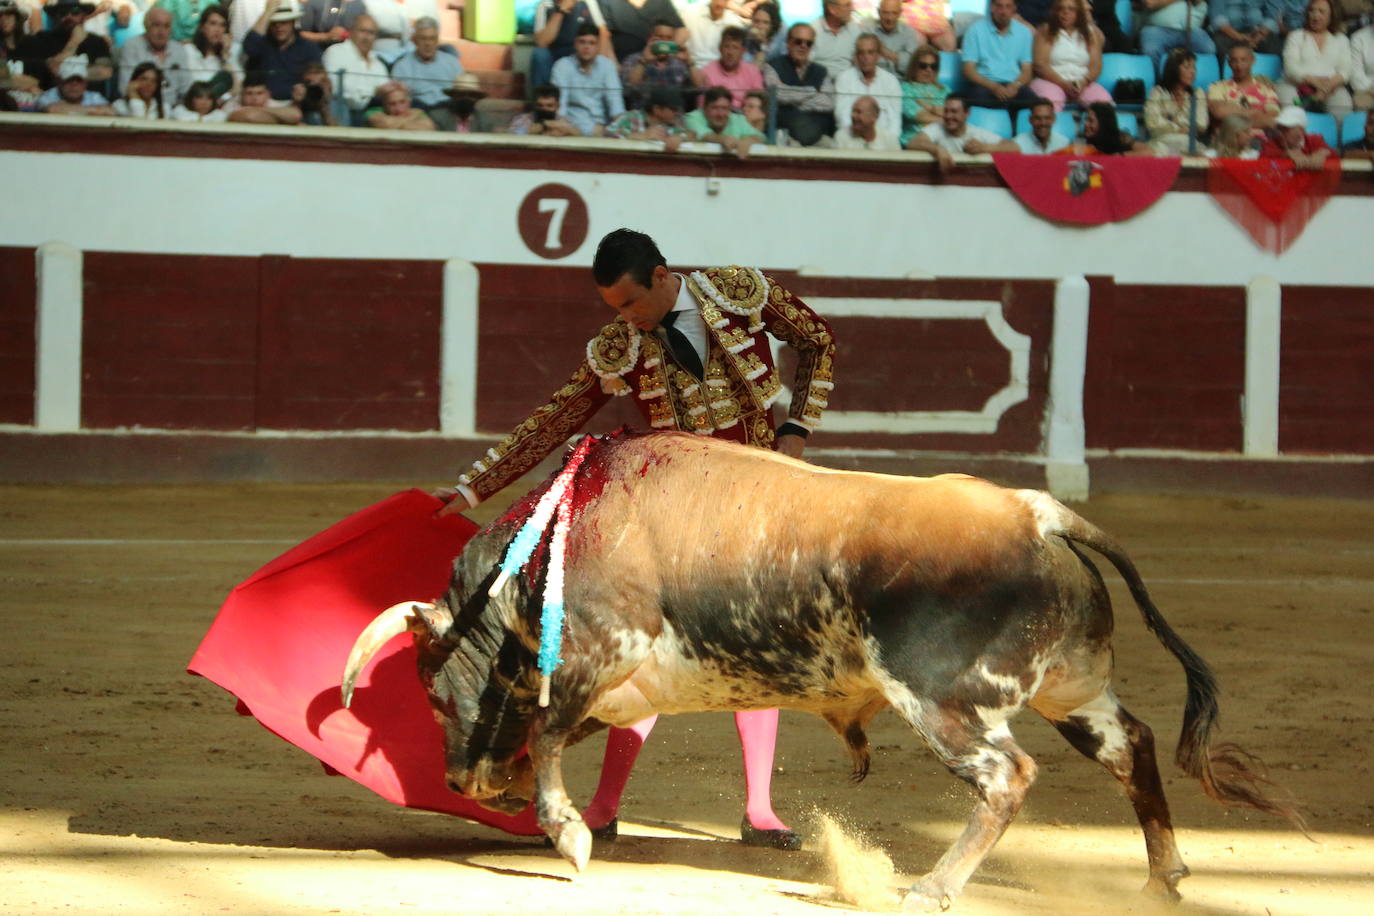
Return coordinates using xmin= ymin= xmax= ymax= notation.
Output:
xmin=2 ymin=430 xmax=1370 ymax=499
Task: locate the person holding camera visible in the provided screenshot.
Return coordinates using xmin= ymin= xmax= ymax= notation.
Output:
xmin=508 ymin=82 xmax=583 ymax=135
xmin=620 ymin=20 xmax=696 ymax=110
xmin=293 ymin=60 xmax=337 ymax=125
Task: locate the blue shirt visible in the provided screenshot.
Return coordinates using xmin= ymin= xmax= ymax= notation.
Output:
xmin=1013 ymin=130 xmax=1071 ymax=153
xmin=391 ymin=50 xmax=464 ymax=108
xmin=1272 ymin=0 xmax=1306 ymax=32
xmin=37 ymin=87 xmax=110 ymax=110
xmin=961 ymin=16 xmax=1033 ymax=84
xmin=551 ymin=54 xmax=625 ymax=136
xmin=1211 ymin=0 xmax=1278 ymax=33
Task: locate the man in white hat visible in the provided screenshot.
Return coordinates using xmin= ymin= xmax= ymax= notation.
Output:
xmin=243 ymin=0 xmax=324 ymax=103
xmin=438 ymin=71 xmax=486 ymax=132
xmin=36 ymin=53 xmax=115 ymax=115
xmin=321 ymin=11 xmax=389 ymax=124
xmin=1259 ymin=105 xmax=1333 ymax=169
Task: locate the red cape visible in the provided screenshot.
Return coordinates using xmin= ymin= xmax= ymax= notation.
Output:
xmin=186 ymin=489 xmax=542 ymax=835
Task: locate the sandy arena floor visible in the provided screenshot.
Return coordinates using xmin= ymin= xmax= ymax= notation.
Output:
xmin=2 ymin=481 xmax=1372 ymax=915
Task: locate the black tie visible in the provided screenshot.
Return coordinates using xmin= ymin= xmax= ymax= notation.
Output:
xmin=658 ymin=311 xmax=705 ymax=379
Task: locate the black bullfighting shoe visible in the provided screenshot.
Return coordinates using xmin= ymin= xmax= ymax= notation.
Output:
xmin=740 ymin=815 xmax=803 ymax=850
xmin=590 ymin=817 xmax=618 ymax=841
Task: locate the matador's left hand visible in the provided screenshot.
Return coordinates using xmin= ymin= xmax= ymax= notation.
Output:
xmin=775 ymin=433 xmax=805 ymax=460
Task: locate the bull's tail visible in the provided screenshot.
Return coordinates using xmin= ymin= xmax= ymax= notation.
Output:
xmin=1053 ymin=510 xmax=1309 ymax=834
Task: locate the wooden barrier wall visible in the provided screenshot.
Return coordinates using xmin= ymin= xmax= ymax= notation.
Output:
xmin=3 ymin=245 xmax=1373 ymax=457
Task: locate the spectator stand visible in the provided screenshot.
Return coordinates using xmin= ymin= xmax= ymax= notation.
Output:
xmin=1343 ymin=111 xmax=1368 ymax=146
xmin=1098 ymin=51 xmax=1154 ymax=110
xmin=1114 ymin=0 xmax=1132 ymax=36
xmin=967 ymin=105 xmax=1013 ymax=138
xmin=1306 ymin=112 xmax=1340 ymax=149
xmin=1194 ymin=53 xmax=1219 ymax=90
xmin=938 ymin=51 xmax=965 ymax=92
xmin=1116 ymin=109 xmax=1140 ymax=139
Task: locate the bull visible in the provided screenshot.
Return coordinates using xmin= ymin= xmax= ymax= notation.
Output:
xmin=342 ymin=431 xmax=1302 ymax=910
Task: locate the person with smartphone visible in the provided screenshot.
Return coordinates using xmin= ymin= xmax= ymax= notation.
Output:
xmin=620 ymin=19 xmax=698 ymax=109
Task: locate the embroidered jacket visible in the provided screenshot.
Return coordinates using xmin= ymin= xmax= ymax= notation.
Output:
xmin=455 ymin=267 xmax=836 ymax=506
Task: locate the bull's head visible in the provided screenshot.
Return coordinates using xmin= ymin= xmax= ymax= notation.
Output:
xmin=341 ymin=568 xmax=539 ymax=814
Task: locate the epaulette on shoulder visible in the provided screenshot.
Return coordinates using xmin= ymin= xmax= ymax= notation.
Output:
xmin=692 ymin=266 xmax=769 ymax=317
xmin=586 ymin=320 xmax=640 ymax=396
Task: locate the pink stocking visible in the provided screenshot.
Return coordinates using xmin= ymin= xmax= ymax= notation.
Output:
xmin=736 ymin=708 xmax=788 ymax=831
xmin=581 ymin=715 xmax=657 ymax=829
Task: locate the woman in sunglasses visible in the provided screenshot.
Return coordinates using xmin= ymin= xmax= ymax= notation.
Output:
xmin=900 ymin=47 xmax=948 ymax=148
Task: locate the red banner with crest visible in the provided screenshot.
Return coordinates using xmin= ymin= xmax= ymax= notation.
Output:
xmin=992 ymin=153 xmax=1182 ymax=225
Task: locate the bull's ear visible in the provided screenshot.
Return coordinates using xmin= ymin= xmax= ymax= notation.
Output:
xmin=409 ymin=601 xmax=456 ymax=641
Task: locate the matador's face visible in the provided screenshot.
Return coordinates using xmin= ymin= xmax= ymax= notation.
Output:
xmin=597 ymin=265 xmax=677 ymax=332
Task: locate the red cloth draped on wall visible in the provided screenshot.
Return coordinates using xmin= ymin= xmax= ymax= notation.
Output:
xmin=187 ymin=490 xmax=544 ymax=835
xmin=992 ymin=153 xmax=1182 ymax=224
xmin=1207 ymin=157 xmax=1343 ymax=254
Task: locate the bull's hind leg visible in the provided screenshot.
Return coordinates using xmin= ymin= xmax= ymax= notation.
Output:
xmin=901 ymin=717 xmax=1039 ymax=912
xmin=1042 ymin=689 xmax=1189 ymax=901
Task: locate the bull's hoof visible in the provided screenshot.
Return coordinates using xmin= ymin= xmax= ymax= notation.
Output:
xmin=543 ymin=817 xmax=617 ymax=848
xmin=740 ymin=816 xmax=803 ymax=851
xmin=1142 ymin=874 xmax=1186 ymax=904
xmin=900 ymin=879 xmax=952 ymax=913
xmin=551 ymin=820 xmax=592 ymax=873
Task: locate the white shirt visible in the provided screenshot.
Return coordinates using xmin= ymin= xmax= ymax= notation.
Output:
xmin=834 ymin=66 xmax=902 ymax=133
xmin=172 ymin=104 xmax=229 ymax=122
xmin=114 ymin=96 xmax=163 ymax=118
xmin=919 ymin=121 xmax=1004 ymax=153
xmin=681 ymin=3 xmax=746 ymax=68
xmin=1012 ymin=130 xmax=1070 ymax=153
xmin=230 ymin=0 xmax=266 ymax=43
xmin=1281 ymin=28 xmax=1353 ymax=83
xmin=322 ymin=39 xmax=391 ymax=107
xmin=183 ymin=41 xmax=245 ymax=100
xmin=835 ymin=128 xmax=901 ymax=150
xmin=1350 ymin=25 xmax=1374 ymax=93
xmin=665 ymin=273 xmax=708 ymax=366
xmin=1046 ymin=31 xmax=1091 ymax=86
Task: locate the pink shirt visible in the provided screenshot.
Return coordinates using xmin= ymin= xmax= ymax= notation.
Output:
xmin=699 ymin=59 xmax=765 ymax=108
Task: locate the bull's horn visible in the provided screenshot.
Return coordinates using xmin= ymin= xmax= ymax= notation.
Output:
xmin=341 ymin=601 xmax=432 ymax=708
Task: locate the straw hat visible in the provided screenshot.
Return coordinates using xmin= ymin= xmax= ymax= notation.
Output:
xmin=267 ymin=1 xmax=302 ymax=22
xmin=443 ymin=72 xmax=486 ymax=98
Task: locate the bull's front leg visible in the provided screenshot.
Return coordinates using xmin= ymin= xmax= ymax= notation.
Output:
xmin=528 ymin=719 xmax=592 ymax=872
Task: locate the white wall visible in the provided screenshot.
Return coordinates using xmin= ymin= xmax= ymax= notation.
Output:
xmin=2 ymin=143 xmax=1369 ymax=286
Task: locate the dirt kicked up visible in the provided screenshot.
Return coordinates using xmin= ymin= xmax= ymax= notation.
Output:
xmin=2 ymin=482 xmax=1372 ymax=916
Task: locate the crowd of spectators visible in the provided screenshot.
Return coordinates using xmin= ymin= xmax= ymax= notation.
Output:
xmin=2 ymin=0 xmax=1373 ymax=163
